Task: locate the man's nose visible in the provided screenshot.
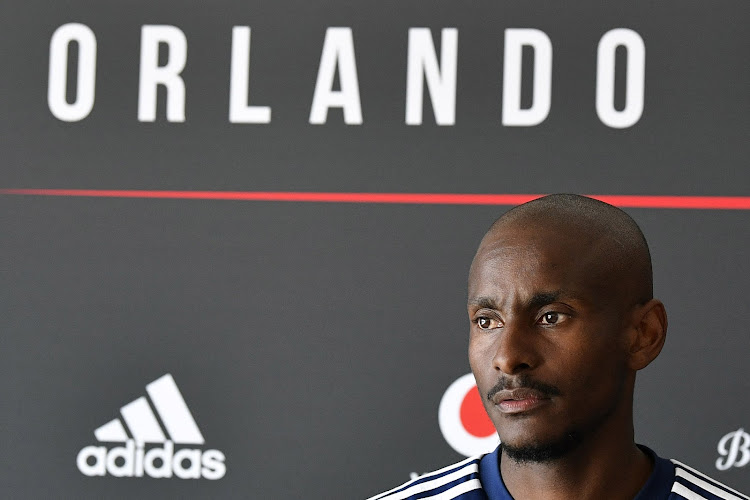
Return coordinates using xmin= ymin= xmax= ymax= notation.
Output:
xmin=492 ymin=320 xmax=538 ymax=375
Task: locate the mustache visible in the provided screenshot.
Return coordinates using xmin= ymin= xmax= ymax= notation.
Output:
xmin=486 ymin=374 xmax=562 ymax=402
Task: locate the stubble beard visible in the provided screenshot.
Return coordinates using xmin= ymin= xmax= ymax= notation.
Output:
xmin=501 ymin=430 xmax=584 ymax=464
xmin=499 ymin=375 xmax=628 ymax=465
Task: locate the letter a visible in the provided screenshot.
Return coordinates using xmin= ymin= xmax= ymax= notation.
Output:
xmin=309 ymin=28 xmax=362 ymax=125
xmin=77 ymin=446 xmax=106 ymax=476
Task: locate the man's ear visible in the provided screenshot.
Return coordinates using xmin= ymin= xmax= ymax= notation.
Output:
xmin=628 ymin=299 xmax=668 ymax=371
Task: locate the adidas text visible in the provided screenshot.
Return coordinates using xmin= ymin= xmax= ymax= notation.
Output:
xmin=77 ymin=440 xmax=226 ymax=479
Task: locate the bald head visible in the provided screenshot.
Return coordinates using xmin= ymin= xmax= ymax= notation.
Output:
xmin=475 ymin=194 xmax=653 ymax=308
xmin=468 ymin=195 xmax=667 ymax=467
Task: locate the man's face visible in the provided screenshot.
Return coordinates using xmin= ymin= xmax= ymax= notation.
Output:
xmin=467 ymin=223 xmax=633 ymax=461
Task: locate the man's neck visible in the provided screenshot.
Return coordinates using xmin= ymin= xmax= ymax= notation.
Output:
xmin=499 ymin=434 xmax=653 ymax=500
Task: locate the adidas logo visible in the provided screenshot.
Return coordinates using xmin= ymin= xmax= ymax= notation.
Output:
xmin=76 ymin=374 xmax=226 ymax=480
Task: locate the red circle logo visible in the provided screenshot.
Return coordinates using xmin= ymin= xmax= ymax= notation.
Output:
xmin=439 ymin=373 xmax=500 ymax=456
xmin=459 ymin=386 xmax=495 ymax=438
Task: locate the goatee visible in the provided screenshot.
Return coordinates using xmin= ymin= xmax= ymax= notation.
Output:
xmin=501 ymin=431 xmax=583 ymax=464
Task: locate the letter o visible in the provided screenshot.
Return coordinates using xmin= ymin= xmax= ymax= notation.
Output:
xmin=48 ymin=23 xmax=97 ymax=122
xmin=596 ymin=28 xmax=645 ymax=129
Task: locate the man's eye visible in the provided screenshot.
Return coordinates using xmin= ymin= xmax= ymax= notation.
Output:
xmin=540 ymin=312 xmax=563 ymax=325
xmin=476 ymin=317 xmax=500 ymax=330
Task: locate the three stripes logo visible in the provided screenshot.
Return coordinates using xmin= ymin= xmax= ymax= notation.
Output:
xmin=76 ymin=374 xmax=226 ymax=480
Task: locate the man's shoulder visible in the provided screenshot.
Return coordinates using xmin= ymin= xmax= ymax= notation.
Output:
xmin=365 ymin=455 xmax=487 ymax=500
xmin=668 ymin=458 xmax=749 ymax=500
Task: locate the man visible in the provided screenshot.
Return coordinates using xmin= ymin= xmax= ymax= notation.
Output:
xmin=368 ymin=194 xmax=747 ymax=500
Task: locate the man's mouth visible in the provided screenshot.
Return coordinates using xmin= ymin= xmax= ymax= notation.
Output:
xmin=491 ymin=388 xmax=552 ymax=414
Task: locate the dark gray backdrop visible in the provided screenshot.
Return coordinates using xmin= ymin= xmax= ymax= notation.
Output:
xmin=2 ymin=1 xmax=749 ymax=498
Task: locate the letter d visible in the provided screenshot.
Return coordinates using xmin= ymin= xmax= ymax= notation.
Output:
xmin=144 ymin=441 xmax=174 ymax=478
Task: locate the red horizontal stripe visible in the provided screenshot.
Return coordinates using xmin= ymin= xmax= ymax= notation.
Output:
xmin=1 ymin=189 xmax=749 ymax=209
